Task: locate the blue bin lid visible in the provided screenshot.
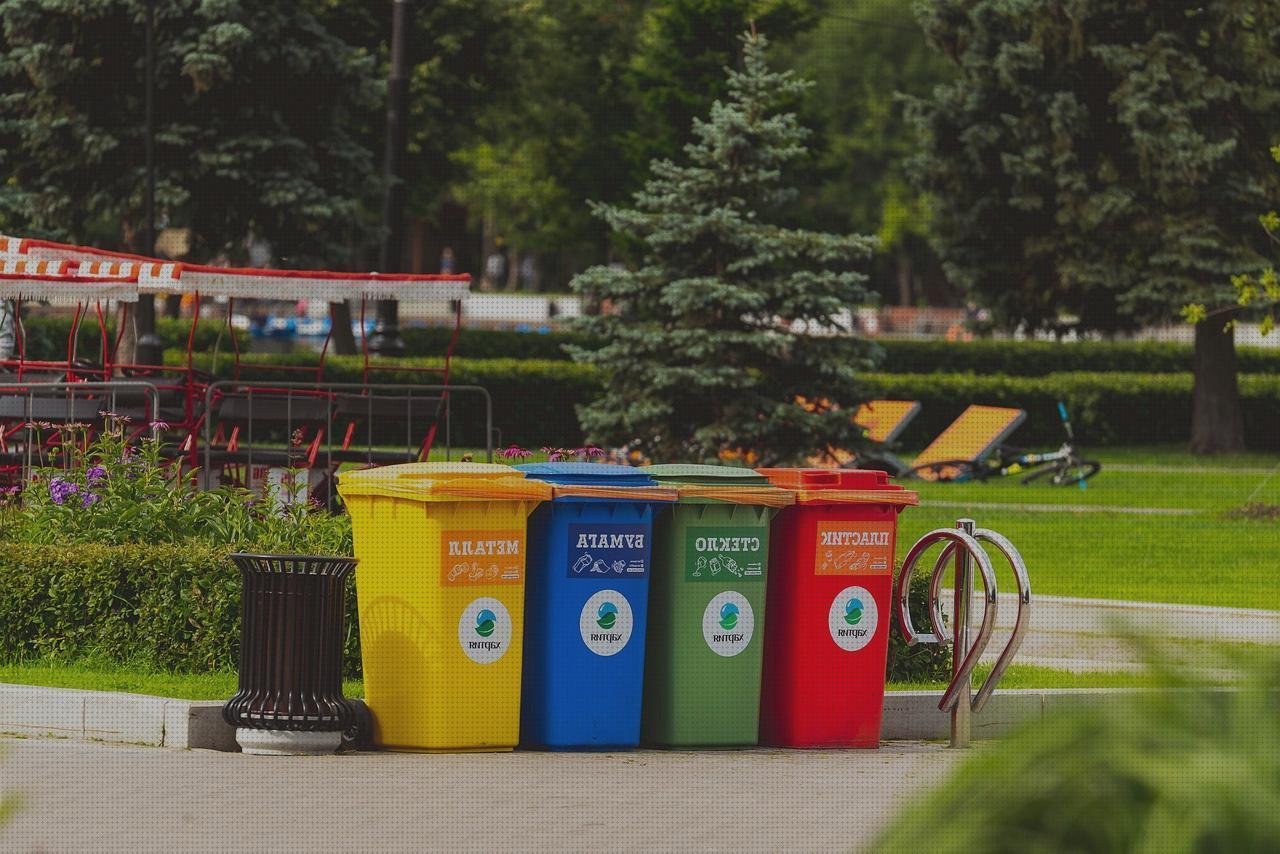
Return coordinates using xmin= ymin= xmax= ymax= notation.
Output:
xmin=516 ymin=461 xmax=659 ymax=488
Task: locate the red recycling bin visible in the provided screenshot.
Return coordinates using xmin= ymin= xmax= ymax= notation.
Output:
xmin=756 ymin=468 xmax=918 ymax=748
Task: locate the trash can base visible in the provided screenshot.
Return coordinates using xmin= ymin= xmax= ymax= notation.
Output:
xmin=236 ymin=728 xmax=343 ymax=756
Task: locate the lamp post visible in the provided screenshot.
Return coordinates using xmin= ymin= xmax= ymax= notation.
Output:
xmin=368 ymin=0 xmax=410 ymax=356
xmin=134 ymin=0 xmax=163 ymax=367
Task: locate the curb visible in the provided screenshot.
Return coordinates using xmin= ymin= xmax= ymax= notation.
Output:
xmin=2 ymin=683 xmax=1231 ymax=751
xmin=0 ymin=683 xmax=238 ymax=750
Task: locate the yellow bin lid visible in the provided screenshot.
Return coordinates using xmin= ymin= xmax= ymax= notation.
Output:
xmin=337 ymin=462 xmax=553 ymax=503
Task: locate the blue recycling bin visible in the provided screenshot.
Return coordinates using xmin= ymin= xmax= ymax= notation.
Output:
xmin=516 ymin=462 xmax=676 ymax=749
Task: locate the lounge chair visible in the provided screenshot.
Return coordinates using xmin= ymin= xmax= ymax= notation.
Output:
xmin=895 ymin=404 xmax=1027 ymax=481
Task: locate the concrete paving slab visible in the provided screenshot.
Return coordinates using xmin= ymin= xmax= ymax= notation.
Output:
xmin=0 ymin=736 xmax=958 ymax=852
xmin=83 ymin=693 xmax=167 ymax=746
xmin=0 ymin=684 xmax=84 ymax=739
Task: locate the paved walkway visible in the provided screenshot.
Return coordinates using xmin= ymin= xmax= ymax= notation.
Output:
xmin=921 ymin=499 xmax=1199 ymax=515
xmin=939 ymin=592 xmax=1280 ymax=672
xmin=0 ymin=737 xmax=954 ymax=852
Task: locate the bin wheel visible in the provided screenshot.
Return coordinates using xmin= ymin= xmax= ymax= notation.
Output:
xmin=341 ymin=700 xmax=373 ymax=751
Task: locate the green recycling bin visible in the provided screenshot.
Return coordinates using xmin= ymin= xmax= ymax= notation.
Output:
xmin=640 ymin=464 xmax=793 ymax=747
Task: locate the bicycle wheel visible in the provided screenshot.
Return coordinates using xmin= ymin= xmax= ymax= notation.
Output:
xmin=1022 ymin=458 xmax=1101 ymax=486
xmin=907 ymin=459 xmax=983 ymax=482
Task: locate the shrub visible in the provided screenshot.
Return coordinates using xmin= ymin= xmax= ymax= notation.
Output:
xmin=0 ymin=541 xmax=361 ymax=674
xmin=888 ymin=566 xmax=952 ymax=684
xmin=0 ymin=542 xmax=946 ymax=684
xmin=175 ymin=350 xmax=601 ymax=449
xmin=863 ymin=371 xmax=1280 ymax=450
xmin=396 ymin=326 xmax=1280 ymax=376
xmin=872 ymin=642 xmax=1280 ymax=851
xmin=401 ymin=325 xmax=593 ymax=361
xmin=12 ymin=315 xmax=245 ymax=363
xmin=175 ymin=350 xmax=1280 ymax=450
xmin=11 ymin=415 xmax=351 ymax=553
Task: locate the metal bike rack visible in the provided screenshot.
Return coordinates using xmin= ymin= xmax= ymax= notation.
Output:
xmin=896 ymin=518 xmax=1031 ymax=747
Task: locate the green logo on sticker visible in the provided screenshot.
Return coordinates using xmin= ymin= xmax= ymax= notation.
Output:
xmin=596 ymin=601 xmax=618 ymax=630
xmin=844 ymin=598 xmax=863 ymax=626
xmin=475 ymin=609 xmax=496 ymax=637
xmin=719 ymin=602 xmax=740 ymax=630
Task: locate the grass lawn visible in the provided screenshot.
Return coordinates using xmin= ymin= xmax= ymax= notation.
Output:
xmin=0 ymin=660 xmax=1158 ymax=701
xmin=0 ymin=661 xmax=362 ymax=702
xmin=896 ymin=444 xmax=1280 ymax=610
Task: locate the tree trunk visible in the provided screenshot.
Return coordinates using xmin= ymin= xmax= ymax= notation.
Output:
xmin=896 ymin=250 xmax=914 ymax=307
xmin=163 ymin=294 xmax=182 ymax=319
xmin=506 ymin=245 xmax=519 ymax=291
xmin=114 ymin=303 xmax=136 ymax=374
xmin=1190 ymin=313 xmax=1245 ymax=454
xmin=329 ymin=301 xmax=357 ymax=356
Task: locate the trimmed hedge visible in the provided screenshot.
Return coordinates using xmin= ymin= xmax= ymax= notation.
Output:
xmin=0 ymin=541 xmax=947 ymax=683
xmin=398 ymin=325 xmax=1280 ymax=376
xmin=865 ymin=371 xmax=1280 ymax=451
xmin=175 ymin=350 xmax=1280 ymax=450
xmin=402 ymin=325 xmax=593 ymax=361
xmin=13 ymin=315 xmax=246 ymax=362
xmin=175 ymin=350 xmax=599 ymax=448
xmin=0 ymin=541 xmax=362 ymax=675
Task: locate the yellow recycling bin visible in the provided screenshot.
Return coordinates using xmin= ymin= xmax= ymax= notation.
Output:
xmin=338 ymin=462 xmax=552 ymax=751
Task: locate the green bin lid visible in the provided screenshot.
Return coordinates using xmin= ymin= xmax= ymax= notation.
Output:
xmin=643 ymin=464 xmax=772 ymax=487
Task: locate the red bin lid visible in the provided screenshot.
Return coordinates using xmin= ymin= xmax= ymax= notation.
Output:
xmin=754 ymin=468 xmax=919 ymax=506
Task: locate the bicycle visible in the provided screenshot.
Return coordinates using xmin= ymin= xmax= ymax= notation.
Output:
xmin=906 ymin=403 xmax=1102 ymax=486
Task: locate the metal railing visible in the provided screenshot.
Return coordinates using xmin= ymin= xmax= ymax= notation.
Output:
xmin=0 ymin=380 xmax=162 ymax=477
xmin=200 ymin=381 xmax=495 ymax=506
xmin=896 ymin=517 xmax=1031 ymax=748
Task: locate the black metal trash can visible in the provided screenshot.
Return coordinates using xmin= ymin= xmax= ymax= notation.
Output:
xmin=223 ymin=553 xmax=357 ymax=754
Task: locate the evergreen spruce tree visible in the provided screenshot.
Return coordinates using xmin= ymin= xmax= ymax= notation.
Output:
xmin=570 ymin=31 xmax=876 ymax=466
xmin=907 ymin=0 xmax=1280 ymax=454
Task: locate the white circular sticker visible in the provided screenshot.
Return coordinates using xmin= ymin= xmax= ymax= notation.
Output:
xmin=702 ymin=591 xmax=754 ymax=658
xmin=578 ymin=589 xmax=634 ymax=657
xmin=829 ymin=585 xmax=878 ymax=652
xmin=457 ymin=597 xmax=513 ymax=665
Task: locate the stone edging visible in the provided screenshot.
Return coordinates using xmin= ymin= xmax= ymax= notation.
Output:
xmin=4 ymin=682 xmax=1230 ymax=751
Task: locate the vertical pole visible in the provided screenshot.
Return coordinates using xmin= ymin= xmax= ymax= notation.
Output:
xmin=951 ymin=518 xmax=975 ymax=748
xmin=135 ymin=0 xmax=162 ymax=366
xmin=369 ymin=0 xmax=410 ymax=356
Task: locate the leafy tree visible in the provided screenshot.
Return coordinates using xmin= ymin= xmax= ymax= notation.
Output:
xmin=1186 ymin=144 xmax=1280 ymax=342
xmin=784 ymin=2 xmax=953 ymax=306
xmin=907 ymin=0 xmax=1280 ymax=453
xmin=570 ymin=31 xmax=876 ymax=465
xmin=621 ymin=0 xmax=818 ymax=188
xmin=0 ymin=0 xmax=380 ymax=267
xmin=314 ymin=0 xmax=524 ymax=246
xmin=446 ymin=0 xmax=648 ymax=272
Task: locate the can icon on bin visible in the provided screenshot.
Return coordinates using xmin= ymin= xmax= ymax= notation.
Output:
xmin=517 ymin=462 xmax=677 ymax=750
xmin=338 ymin=463 xmax=551 ymax=752
xmin=640 ymin=465 xmax=793 ymax=747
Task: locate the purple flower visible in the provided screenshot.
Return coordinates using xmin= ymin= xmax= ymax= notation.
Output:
xmin=575 ymin=446 xmax=605 ymax=458
xmin=86 ymin=465 xmax=107 ymax=484
xmin=80 ymin=491 xmax=100 ymax=508
xmin=499 ymin=445 xmax=533 ymax=460
xmin=48 ymin=477 xmax=79 ymax=506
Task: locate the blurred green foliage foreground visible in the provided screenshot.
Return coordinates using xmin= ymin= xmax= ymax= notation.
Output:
xmin=872 ymin=640 xmax=1280 ymax=852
